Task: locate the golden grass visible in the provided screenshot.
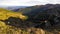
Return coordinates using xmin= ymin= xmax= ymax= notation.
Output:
xmin=0 ymin=8 xmax=28 ymax=20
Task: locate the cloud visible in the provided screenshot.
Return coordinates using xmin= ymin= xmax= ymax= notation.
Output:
xmin=0 ymin=0 xmax=32 ymax=6
xmin=0 ymin=0 xmax=60 ymax=6
xmin=26 ymin=1 xmax=48 ymax=5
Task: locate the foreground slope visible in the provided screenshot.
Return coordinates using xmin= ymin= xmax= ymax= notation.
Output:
xmin=0 ymin=8 xmax=29 ymax=34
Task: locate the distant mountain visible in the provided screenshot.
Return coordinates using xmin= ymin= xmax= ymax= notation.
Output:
xmin=0 ymin=6 xmax=29 ymax=10
xmin=6 ymin=6 xmax=29 ymax=10
xmin=12 ymin=4 xmax=60 ymax=15
xmin=13 ymin=5 xmax=41 ymax=13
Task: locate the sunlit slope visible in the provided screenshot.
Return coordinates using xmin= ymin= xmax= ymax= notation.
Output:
xmin=0 ymin=8 xmax=28 ymax=20
xmin=0 ymin=8 xmax=28 ymax=34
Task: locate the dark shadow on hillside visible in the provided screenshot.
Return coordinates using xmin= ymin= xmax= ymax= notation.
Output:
xmin=0 ymin=17 xmax=29 ymax=28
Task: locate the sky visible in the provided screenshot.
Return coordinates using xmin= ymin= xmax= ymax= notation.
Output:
xmin=0 ymin=0 xmax=60 ymax=6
